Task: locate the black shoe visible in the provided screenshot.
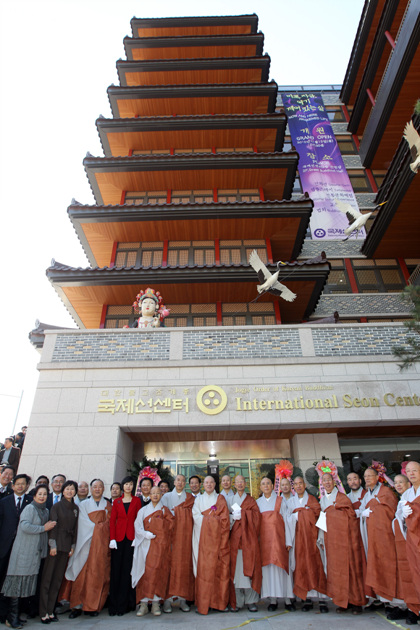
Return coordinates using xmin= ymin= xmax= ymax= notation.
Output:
xmin=267 ymin=603 xmax=277 ymax=611
xmin=68 ymin=610 xmax=82 ymax=619
xmin=48 ymin=615 xmax=58 ymax=623
xmin=319 ymin=604 xmax=329 ymax=613
xmin=230 ymin=607 xmax=239 ymax=613
xmin=352 ymin=606 xmax=363 ymax=615
xmin=108 ymin=611 xmax=116 ymax=616
xmin=40 ymin=619 xmax=51 ymax=625
xmin=285 ymin=603 xmax=296 ymax=611
xmin=406 ymin=611 xmax=419 ymax=625
xmin=117 ymin=613 xmax=124 ymax=616
xmin=302 ymin=602 xmax=313 ymax=612
xmin=248 ymin=604 xmax=258 ymax=613
xmin=89 ymin=612 xmax=99 ymax=617
xmin=387 ymin=608 xmax=407 ymax=621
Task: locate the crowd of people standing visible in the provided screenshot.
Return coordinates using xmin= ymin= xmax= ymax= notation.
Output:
xmin=0 ymin=459 xmax=419 ymax=627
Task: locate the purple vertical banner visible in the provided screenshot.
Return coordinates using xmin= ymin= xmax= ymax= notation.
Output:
xmin=281 ymin=92 xmax=364 ymax=240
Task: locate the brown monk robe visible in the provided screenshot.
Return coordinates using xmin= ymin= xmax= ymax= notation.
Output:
xmin=229 ymin=478 xmax=262 ymax=610
xmin=62 ymin=481 xmax=112 ymax=614
xmin=394 ymin=517 xmax=420 ymax=616
xmin=398 ymin=462 xmax=420 ymax=615
xmin=259 ymin=494 xmax=289 ymax=573
xmin=319 ymin=474 xmax=366 ymax=609
xmin=167 ymin=493 xmax=195 ymax=601
xmin=192 ymin=476 xmax=230 ymax=615
xmin=134 ymin=501 xmax=174 ymax=602
xmin=359 ymin=469 xmax=398 ymax=601
xmin=289 ymin=477 xmax=327 ymax=601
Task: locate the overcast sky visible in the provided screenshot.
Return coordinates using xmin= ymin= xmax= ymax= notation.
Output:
xmin=0 ymin=0 xmax=364 ymax=438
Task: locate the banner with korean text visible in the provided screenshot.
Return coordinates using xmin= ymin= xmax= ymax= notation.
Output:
xmin=281 ymin=92 xmax=364 ymax=240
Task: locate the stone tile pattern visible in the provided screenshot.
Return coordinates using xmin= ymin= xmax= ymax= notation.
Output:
xmin=300 ymin=239 xmax=365 ymax=259
xmin=182 ymin=329 xmax=302 ymax=359
xmin=314 ymin=294 xmax=413 ymax=317
xmin=312 ymin=326 xmax=410 ymax=356
xmin=52 ymin=332 xmax=170 ymax=362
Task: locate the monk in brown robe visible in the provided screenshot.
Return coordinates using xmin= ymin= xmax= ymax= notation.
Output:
xmin=358 ymin=467 xmax=398 ymax=602
xmin=63 ymin=479 xmax=112 ymax=617
xmin=318 ymin=473 xmax=366 ymax=613
xmin=346 ymin=472 xmax=366 ymax=510
xmin=132 ymin=486 xmax=174 ymax=617
xmin=229 ymin=475 xmax=262 ymax=612
xmin=192 ymin=475 xmax=230 ymax=615
xmin=396 ymin=461 xmax=420 ymax=624
xmin=289 ymin=476 xmax=327 ymax=611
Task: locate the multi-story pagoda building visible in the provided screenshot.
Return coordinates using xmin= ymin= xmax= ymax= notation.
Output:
xmin=23 ymin=9 xmax=420 ymax=493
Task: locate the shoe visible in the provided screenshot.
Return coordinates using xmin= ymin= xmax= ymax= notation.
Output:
xmin=163 ymin=600 xmax=172 ymax=614
xmin=230 ymin=607 xmax=239 ymax=613
xmin=302 ymin=602 xmax=313 ymax=612
xmin=136 ymin=603 xmax=148 ymax=617
xmin=285 ymin=603 xmax=296 ymax=611
xmin=108 ymin=611 xmax=116 ymax=616
xmin=248 ymin=604 xmax=258 ymax=613
xmin=5 ymin=599 xmax=23 ymax=629
xmin=352 ymin=606 xmax=363 ymax=615
xmin=151 ymin=602 xmax=161 ymax=616
xmin=268 ymin=603 xmax=277 ymax=612
xmin=48 ymin=615 xmax=58 ymax=622
xmin=117 ymin=613 xmax=124 ymax=616
xmin=179 ymin=600 xmax=190 ymax=612
xmin=68 ymin=610 xmax=82 ymax=619
xmin=387 ymin=608 xmax=407 ymax=621
xmin=336 ymin=607 xmax=347 ymax=614
xmin=40 ymin=619 xmax=51 ymax=626
xmin=319 ymin=604 xmax=329 ymax=613
xmin=89 ymin=612 xmax=99 ymax=617
xmin=406 ymin=611 xmax=419 ymax=625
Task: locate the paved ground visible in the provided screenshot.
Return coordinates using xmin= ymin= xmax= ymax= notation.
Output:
xmin=20 ymin=603 xmax=415 ymax=630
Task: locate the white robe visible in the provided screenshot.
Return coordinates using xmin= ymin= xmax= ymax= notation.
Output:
xmin=131 ymin=500 xmax=163 ymax=589
xmin=162 ymin=488 xmax=186 ymax=513
xmin=257 ymin=491 xmax=293 ymax=599
xmin=192 ymin=490 xmax=218 ymax=577
xmin=65 ymin=497 xmax=108 ymax=581
xmin=347 ymin=487 xmax=365 ymax=505
xmin=358 ymin=482 xmax=382 ymax=557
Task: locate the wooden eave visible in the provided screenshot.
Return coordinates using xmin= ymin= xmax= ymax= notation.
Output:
xmin=107 ymin=82 xmax=278 ymax=118
xmin=358 ymin=3 xmax=420 ymax=169
xmin=83 ymin=152 xmax=299 ymax=206
xmin=361 ymin=115 xmax=420 ymax=258
xmin=340 ymin=0 xmax=387 ymax=106
xmin=123 ymin=33 xmax=264 ymax=61
xmin=47 ymin=260 xmax=330 ymax=329
xmin=130 ymin=14 xmax=259 ymax=38
xmin=68 ymin=199 xmax=313 ymax=267
xmin=96 ymin=113 xmax=286 ymax=157
xmin=348 ymin=0 xmax=403 ymax=135
xmin=117 ymin=56 xmax=271 ymax=87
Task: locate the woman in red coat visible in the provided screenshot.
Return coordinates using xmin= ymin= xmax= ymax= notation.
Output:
xmin=108 ymin=476 xmax=141 ymax=615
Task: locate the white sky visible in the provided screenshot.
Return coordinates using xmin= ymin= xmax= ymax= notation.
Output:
xmin=0 ymin=0 xmax=364 ymax=438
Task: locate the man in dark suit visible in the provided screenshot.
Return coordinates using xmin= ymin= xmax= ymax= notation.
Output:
xmin=0 ymin=473 xmax=32 ymax=621
xmin=0 ymin=466 xmax=14 ymax=500
xmin=46 ymin=474 xmax=66 ymax=509
xmin=0 ymin=438 xmax=20 ymax=473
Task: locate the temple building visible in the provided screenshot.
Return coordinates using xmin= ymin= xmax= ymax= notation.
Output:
xmin=23 ymin=8 xmax=420 ymax=494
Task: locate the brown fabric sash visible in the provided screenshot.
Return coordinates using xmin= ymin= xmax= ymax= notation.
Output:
xmin=229 ymin=494 xmax=262 ymax=609
xmin=394 ymin=516 xmax=420 ymax=616
xmin=195 ymin=495 xmax=230 ymax=615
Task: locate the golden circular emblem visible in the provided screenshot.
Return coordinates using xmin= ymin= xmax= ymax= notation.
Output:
xmin=196 ymin=385 xmax=228 ymax=415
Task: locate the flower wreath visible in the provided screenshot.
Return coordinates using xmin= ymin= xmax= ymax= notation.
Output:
xmin=370 ymin=459 xmax=395 ymax=487
xmin=274 ymin=459 xmax=295 ymax=495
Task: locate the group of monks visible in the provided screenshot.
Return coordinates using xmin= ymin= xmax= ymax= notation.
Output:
xmin=59 ymin=460 xmax=420 ymax=623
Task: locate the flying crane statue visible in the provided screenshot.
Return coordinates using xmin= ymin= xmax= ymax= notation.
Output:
xmin=403 ymin=120 xmax=420 ymax=173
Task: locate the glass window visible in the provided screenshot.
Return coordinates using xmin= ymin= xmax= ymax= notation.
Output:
xmin=348 ymin=172 xmax=371 ymax=192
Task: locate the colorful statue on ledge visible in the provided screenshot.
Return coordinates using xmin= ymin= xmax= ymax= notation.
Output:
xmin=126 ymin=287 xmax=170 ymax=328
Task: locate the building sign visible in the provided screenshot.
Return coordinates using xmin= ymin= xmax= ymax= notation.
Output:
xmin=281 ymin=91 xmax=364 ymax=241
xmin=97 ymin=384 xmax=420 ymax=416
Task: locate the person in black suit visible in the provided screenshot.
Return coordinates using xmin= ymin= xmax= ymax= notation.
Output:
xmin=46 ymin=475 xmax=66 ymax=510
xmin=0 ymin=473 xmax=32 ymax=622
xmin=0 ymin=467 xmax=14 ymax=500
